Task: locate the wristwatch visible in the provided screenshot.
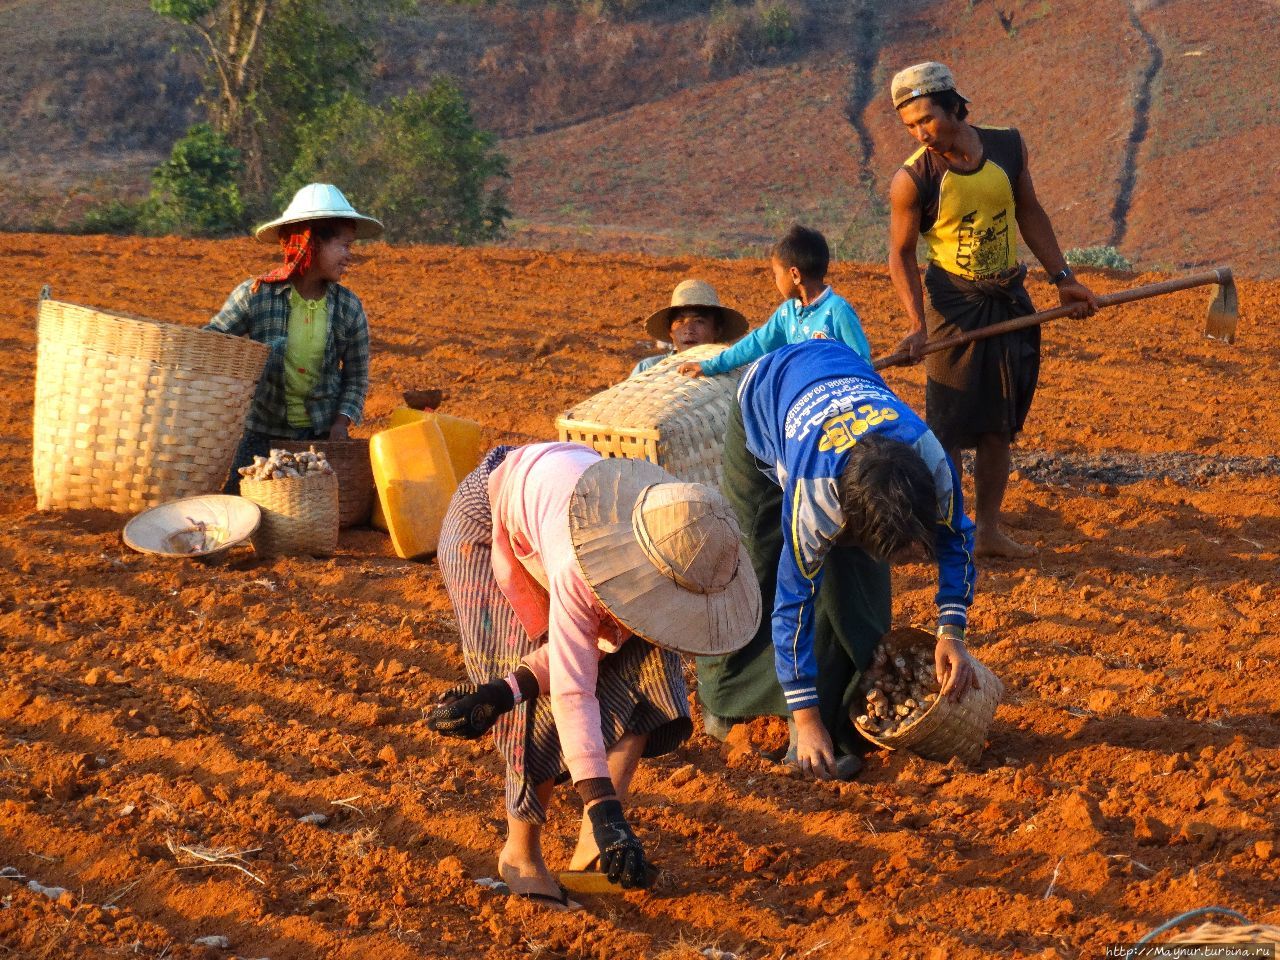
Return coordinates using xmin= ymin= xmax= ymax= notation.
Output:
xmin=1049 ymin=267 xmax=1074 ymax=285
xmin=936 ymin=624 xmax=966 ymax=644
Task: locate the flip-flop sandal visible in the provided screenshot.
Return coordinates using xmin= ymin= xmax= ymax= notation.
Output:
xmin=514 ymin=887 xmax=580 ymax=911
xmin=558 ymin=856 xmax=660 ymax=894
xmin=485 ymin=880 xmax=582 ymax=912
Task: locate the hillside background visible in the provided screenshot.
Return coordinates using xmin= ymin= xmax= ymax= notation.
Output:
xmin=1 ymin=0 xmax=1277 ymax=273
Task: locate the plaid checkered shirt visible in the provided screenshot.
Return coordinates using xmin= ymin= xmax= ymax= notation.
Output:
xmin=206 ymin=279 xmax=370 ymax=436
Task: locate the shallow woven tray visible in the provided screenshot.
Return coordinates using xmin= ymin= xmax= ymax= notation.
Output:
xmin=33 ymin=298 xmax=267 ymax=513
xmin=556 ymin=343 xmax=741 ymax=490
xmin=1170 ymin=923 xmax=1280 ymax=944
xmin=123 ymin=495 xmax=261 ymax=559
xmin=274 ymin=438 xmax=374 ymax=528
xmin=856 ymin=627 xmax=1004 ymax=765
xmin=239 ymin=472 xmax=339 ymax=556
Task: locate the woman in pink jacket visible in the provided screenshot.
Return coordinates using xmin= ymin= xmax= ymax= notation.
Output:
xmin=429 ymin=442 xmax=759 ymax=908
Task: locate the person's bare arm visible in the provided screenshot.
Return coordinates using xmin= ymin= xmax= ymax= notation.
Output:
xmin=888 ymin=169 xmax=929 ymax=359
xmin=1013 ymin=141 xmax=1098 ymax=318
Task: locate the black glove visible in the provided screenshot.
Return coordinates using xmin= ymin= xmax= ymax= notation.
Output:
xmin=426 ymin=680 xmax=514 ymax=739
xmin=587 ymin=799 xmax=651 ymax=889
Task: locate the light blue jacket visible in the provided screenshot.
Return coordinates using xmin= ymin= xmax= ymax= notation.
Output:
xmin=697 ymin=287 xmax=871 ymax=377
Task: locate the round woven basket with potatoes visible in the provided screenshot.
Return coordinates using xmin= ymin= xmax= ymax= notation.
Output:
xmin=274 ymin=437 xmax=373 ymax=528
xmin=854 ymin=627 xmax=1004 ymax=765
xmin=239 ymin=472 xmax=339 ymax=557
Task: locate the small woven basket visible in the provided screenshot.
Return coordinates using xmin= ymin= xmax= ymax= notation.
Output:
xmin=856 ymin=627 xmax=1004 ymax=765
xmin=274 ymin=438 xmax=374 ymax=528
xmin=33 ymin=298 xmax=268 ymax=513
xmin=1170 ymin=923 xmax=1280 ymax=945
xmin=239 ymin=472 xmax=339 ymax=556
xmin=556 ymin=344 xmax=740 ymax=490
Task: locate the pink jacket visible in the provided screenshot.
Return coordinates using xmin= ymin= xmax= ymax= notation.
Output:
xmin=488 ymin=443 xmax=624 ymax=784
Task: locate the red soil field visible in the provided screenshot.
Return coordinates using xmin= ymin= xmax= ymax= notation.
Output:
xmin=0 ymin=234 xmax=1277 ymax=958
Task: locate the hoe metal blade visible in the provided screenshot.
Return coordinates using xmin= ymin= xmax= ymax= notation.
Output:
xmin=1204 ymin=267 xmax=1238 ymax=344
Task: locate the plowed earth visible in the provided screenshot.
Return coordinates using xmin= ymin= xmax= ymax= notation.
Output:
xmin=0 ymin=234 xmax=1277 ymax=959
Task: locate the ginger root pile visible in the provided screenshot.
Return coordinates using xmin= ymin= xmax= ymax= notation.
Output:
xmin=238 ymin=447 xmax=334 ymax=482
xmin=854 ymin=643 xmax=940 ymax=738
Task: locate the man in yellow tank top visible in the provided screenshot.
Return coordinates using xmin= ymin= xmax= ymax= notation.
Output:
xmin=886 ymin=62 xmax=1098 ymax=559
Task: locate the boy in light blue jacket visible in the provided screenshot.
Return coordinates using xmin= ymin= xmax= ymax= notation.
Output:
xmin=679 ymin=225 xmax=871 ymax=378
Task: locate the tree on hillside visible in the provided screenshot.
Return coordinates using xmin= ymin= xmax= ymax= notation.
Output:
xmin=282 ymin=81 xmax=510 ymax=244
xmin=129 ymin=0 xmax=510 ymax=242
xmin=150 ymin=0 xmax=372 ymax=201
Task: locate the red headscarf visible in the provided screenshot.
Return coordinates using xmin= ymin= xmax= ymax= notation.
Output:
xmin=252 ymin=224 xmax=314 ymax=292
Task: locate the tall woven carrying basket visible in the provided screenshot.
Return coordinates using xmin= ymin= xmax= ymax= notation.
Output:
xmin=275 ymin=438 xmax=374 ymax=528
xmin=857 ymin=627 xmax=1004 ymax=765
xmin=239 ymin=472 xmax=339 ymax=556
xmin=33 ymin=298 xmax=268 ymax=513
xmin=556 ymin=343 xmax=740 ymax=490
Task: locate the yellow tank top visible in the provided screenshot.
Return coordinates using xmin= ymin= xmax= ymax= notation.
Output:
xmin=903 ymin=126 xmax=1024 ymax=281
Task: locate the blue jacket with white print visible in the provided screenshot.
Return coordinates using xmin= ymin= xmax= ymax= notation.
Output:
xmin=737 ymin=339 xmax=976 ymax=713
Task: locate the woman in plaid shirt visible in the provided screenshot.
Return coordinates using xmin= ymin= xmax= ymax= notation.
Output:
xmin=207 ymin=184 xmax=382 ymax=493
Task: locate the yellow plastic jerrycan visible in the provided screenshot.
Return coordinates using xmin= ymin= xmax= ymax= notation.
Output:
xmin=369 ymin=418 xmax=459 ymax=559
xmin=372 ymin=409 xmax=484 ymax=532
xmin=434 ymin=411 xmax=485 ymax=480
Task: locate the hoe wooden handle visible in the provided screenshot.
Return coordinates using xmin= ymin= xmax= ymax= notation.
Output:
xmin=873 ymin=267 xmax=1233 ymax=371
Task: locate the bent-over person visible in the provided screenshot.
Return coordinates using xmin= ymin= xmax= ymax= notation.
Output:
xmin=428 ymin=442 xmax=759 ymax=908
xmin=697 ymin=340 xmax=979 ymax=780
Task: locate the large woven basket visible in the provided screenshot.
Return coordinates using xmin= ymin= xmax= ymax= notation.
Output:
xmin=33 ymin=298 xmax=268 ymax=513
xmin=239 ymin=472 xmax=339 ymax=556
xmin=274 ymin=438 xmax=374 ymax=528
xmin=856 ymin=627 xmax=1004 ymax=765
xmin=556 ymin=343 xmax=740 ymax=490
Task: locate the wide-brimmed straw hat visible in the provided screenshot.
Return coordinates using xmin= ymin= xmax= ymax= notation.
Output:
xmin=890 ymin=61 xmax=970 ymax=110
xmin=644 ymin=279 xmax=749 ymax=342
xmin=254 ymin=183 xmax=384 ymax=243
xmin=569 ymin=458 xmax=761 ymax=657
xmin=123 ymin=495 xmax=261 ymax=558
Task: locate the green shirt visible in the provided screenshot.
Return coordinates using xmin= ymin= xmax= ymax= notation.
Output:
xmin=284 ymin=288 xmax=330 ymax=428
xmin=205 ymin=279 xmax=370 ymax=436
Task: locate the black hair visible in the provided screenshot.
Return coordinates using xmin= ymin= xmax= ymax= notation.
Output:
xmin=924 ymin=89 xmax=969 ymax=121
xmin=309 ymin=217 xmax=357 ymax=242
xmin=771 ymin=225 xmax=830 ymax=283
xmin=836 ymin=433 xmax=937 ymax=561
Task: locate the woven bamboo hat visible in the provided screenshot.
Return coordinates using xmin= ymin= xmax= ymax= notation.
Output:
xmin=123 ymin=495 xmax=261 ymax=558
xmin=569 ymin=458 xmax=760 ymax=657
xmin=644 ymin=279 xmax=749 ymax=342
xmin=254 ymin=183 xmax=384 ymax=243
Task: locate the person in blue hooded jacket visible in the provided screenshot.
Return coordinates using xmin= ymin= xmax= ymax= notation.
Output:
xmin=697 ymin=339 xmax=979 ymax=779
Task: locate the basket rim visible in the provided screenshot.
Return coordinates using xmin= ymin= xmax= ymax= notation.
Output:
xmin=240 ymin=470 xmax=339 ymax=488
xmin=38 ymin=297 xmax=269 ymax=356
xmin=555 ymin=416 xmax=662 ymax=439
xmin=272 ymin=436 xmax=370 ymax=447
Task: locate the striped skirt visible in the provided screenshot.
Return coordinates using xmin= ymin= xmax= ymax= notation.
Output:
xmin=437 ymin=446 xmax=692 ymax=824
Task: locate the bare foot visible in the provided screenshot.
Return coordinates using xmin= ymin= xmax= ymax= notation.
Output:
xmin=975 ymin=527 xmax=1036 ymax=559
xmin=498 ymin=852 xmax=579 ymax=910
